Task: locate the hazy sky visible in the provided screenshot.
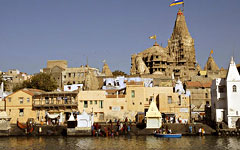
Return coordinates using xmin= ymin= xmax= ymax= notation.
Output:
xmin=0 ymin=0 xmax=239 ymax=74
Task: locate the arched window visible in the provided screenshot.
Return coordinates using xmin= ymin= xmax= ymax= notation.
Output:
xmin=233 ymin=85 xmax=237 ymax=92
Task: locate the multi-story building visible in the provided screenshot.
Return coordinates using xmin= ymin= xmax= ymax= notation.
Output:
xmin=126 ymin=81 xmax=190 ymax=123
xmin=211 ymin=57 xmax=240 ymax=128
xmin=185 ymin=81 xmax=212 ymax=120
xmin=5 ymin=88 xmax=78 ymax=124
xmin=1 ymin=69 xmax=31 ymax=92
xmin=5 ymin=89 xmax=44 ymax=124
xmin=6 ymin=81 xmax=191 ymax=124
xmin=42 ymin=60 xmax=102 ymax=90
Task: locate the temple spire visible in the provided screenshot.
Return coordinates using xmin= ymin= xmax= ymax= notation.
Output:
xmin=171 ymin=8 xmax=191 ymax=40
xmin=204 ymin=55 xmax=219 ymax=71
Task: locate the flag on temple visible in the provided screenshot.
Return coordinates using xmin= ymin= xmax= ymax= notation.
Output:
xmin=149 ymin=35 xmax=156 ymax=40
xmin=210 ymin=50 xmax=213 ymax=54
xmin=170 ymin=0 xmax=184 ymax=7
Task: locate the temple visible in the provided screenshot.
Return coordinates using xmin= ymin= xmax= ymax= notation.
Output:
xmin=130 ymin=9 xmax=197 ymax=80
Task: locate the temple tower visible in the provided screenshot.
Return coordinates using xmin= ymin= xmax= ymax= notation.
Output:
xmin=167 ymin=9 xmax=196 ymax=69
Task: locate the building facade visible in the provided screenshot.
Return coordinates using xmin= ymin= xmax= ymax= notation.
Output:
xmin=211 ymin=57 xmax=240 ymax=128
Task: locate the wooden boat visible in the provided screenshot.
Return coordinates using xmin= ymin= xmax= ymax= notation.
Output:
xmin=17 ymin=119 xmax=34 ymax=133
xmin=154 ymin=133 xmax=182 ymax=138
xmin=17 ymin=120 xmax=27 ymax=129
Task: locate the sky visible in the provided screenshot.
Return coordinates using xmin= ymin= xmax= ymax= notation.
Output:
xmin=0 ymin=0 xmax=239 ymax=74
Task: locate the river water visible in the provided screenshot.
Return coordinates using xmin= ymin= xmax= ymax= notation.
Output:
xmin=0 ymin=136 xmax=240 ymax=150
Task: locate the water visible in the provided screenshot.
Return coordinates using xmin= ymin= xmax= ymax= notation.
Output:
xmin=0 ymin=136 xmax=240 ymax=150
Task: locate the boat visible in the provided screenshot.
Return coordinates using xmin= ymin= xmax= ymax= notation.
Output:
xmin=17 ymin=118 xmax=35 ymax=133
xmin=154 ymin=133 xmax=182 ymax=138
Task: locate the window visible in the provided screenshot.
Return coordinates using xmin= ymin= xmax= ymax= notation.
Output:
xmin=19 ymin=109 xmax=24 ymax=117
xmin=168 ymin=96 xmax=172 ymax=104
xmin=95 ymin=101 xmax=97 ymax=104
xmin=131 ymin=90 xmax=135 ymax=98
xmin=146 ymin=98 xmax=148 ymax=101
xmin=64 ymin=75 xmax=66 ymax=79
xmin=27 ymin=98 xmax=30 ymax=103
xmin=100 ymin=100 xmax=103 ymax=108
xmin=178 ymin=95 xmax=181 ymax=105
xmin=140 ymin=102 xmax=142 ymax=105
xmin=19 ymin=97 xmax=23 ymax=104
xmin=121 ymin=106 xmax=124 ymax=110
xmin=233 ymin=85 xmax=237 ymax=92
xmin=45 ymin=97 xmax=49 ymax=104
xmin=84 ymin=101 xmax=88 ymax=108
xmin=9 ymin=109 xmax=11 ymax=115
xmin=205 ymin=93 xmax=208 ymax=98
xmin=218 ymin=86 xmax=225 ymax=93
xmin=68 ymin=73 xmax=71 ymax=77
xmin=8 ymin=98 xmax=11 ymax=102
xmin=90 ymin=101 xmax=92 ymax=104
xmin=109 ymin=106 xmax=112 ymax=110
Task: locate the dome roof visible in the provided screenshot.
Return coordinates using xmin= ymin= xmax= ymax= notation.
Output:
xmin=138 ymin=42 xmax=168 ymax=57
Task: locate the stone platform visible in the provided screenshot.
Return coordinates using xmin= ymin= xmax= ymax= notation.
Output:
xmin=67 ymin=127 xmax=91 ymax=136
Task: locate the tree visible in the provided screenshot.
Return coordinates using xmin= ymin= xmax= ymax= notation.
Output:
xmin=112 ymin=70 xmax=128 ymax=77
xmin=13 ymin=73 xmax=58 ymax=92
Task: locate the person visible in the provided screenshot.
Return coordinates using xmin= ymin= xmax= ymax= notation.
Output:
xmin=127 ymin=124 xmax=131 ymax=132
xmin=201 ymin=128 xmax=205 ymax=136
xmin=168 ymin=129 xmax=172 ymax=134
xmin=189 ymin=126 xmax=193 ymax=133
xmin=104 ymin=127 xmax=108 ymax=137
xmin=109 ymin=119 xmax=113 ymax=129
xmin=106 ymin=119 xmax=108 ymax=125
xmin=199 ymin=127 xmax=202 ymax=136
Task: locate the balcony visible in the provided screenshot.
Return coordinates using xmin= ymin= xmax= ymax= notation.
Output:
xmin=32 ymin=92 xmax=78 ymax=109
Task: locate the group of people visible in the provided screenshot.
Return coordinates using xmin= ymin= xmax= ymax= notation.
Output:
xmin=155 ymin=126 xmax=172 ymax=134
xmin=92 ymin=118 xmax=131 ymax=137
xmin=198 ymin=127 xmax=205 ymax=136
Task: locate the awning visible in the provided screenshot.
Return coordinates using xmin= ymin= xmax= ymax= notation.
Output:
xmin=47 ymin=113 xmax=59 ymax=119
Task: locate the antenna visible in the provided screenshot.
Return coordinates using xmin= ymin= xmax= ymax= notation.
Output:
xmin=233 ymin=48 xmax=235 ymax=60
xmin=233 ymin=42 xmax=236 ymax=60
xmin=86 ymin=56 xmax=88 ymax=66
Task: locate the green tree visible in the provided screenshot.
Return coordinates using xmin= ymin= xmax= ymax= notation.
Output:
xmin=112 ymin=70 xmax=128 ymax=77
xmin=13 ymin=73 xmax=58 ymax=92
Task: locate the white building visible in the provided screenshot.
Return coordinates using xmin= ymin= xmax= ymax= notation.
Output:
xmin=146 ymin=99 xmax=162 ymax=129
xmin=211 ymin=57 xmax=240 ymax=128
xmin=64 ymin=84 xmax=83 ymax=92
xmin=102 ymin=76 xmax=153 ymax=90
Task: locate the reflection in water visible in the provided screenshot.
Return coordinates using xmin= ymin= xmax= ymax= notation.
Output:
xmin=0 ymin=136 xmax=239 ymax=150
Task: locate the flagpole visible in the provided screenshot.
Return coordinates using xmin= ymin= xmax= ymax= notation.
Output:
xmin=182 ymin=3 xmax=184 ymax=12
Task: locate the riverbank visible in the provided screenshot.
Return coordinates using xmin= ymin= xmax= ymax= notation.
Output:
xmin=0 ymin=122 xmax=217 ymax=137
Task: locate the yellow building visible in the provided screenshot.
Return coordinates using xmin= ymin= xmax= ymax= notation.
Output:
xmin=77 ymin=89 xmax=128 ymax=122
xmin=5 ymin=89 xmax=43 ymax=124
xmin=5 ymin=89 xmax=78 ymax=124
xmin=126 ymin=81 xmax=190 ymax=122
xmin=78 ymin=90 xmax=105 ymax=122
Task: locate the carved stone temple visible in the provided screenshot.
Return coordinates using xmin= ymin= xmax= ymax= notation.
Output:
xmin=130 ymin=9 xmax=198 ymax=80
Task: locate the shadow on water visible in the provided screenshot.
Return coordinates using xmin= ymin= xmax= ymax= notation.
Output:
xmin=0 ymin=136 xmax=240 ymax=150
